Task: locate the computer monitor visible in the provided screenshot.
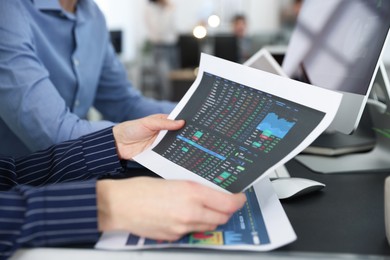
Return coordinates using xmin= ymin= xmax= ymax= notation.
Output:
xmin=282 ymin=0 xmax=390 ymax=135
xmin=178 ymin=35 xmax=201 ymax=69
xmin=214 ymin=35 xmax=239 ymax=63
xmin=109 ymin=30 xmax=123 ymax=54
xmin=244 ymin=48 xmax=288 ymax=77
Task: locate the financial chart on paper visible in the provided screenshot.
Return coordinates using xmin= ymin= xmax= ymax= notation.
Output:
xmin=153 ymin=72 xmax=324 ymax=192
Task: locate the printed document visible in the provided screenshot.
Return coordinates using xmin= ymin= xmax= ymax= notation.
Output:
xmin=95 ymin=53 xmax=341 ymax=251
xmin=134 ymin=53 xmax=341 ymax=193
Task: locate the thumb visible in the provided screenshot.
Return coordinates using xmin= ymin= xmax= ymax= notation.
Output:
xmin=143 ymin=114 xmax=185 ymax=132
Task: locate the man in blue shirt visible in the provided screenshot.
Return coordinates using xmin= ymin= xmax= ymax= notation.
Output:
xmin=0 ymin=0 xmax=175 ymax=157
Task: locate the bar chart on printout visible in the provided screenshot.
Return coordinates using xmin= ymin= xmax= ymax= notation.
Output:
xmin=153 ymin=72 xmax=324 ymax=192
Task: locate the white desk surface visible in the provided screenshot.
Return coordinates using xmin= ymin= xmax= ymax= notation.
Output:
xmin=10 ymin=248 xmax=389 ymax=260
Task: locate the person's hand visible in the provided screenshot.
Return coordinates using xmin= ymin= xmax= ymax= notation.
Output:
xmin=112 ymin=114 xmax=184 ymax=160
xmin=97 ymin=177 xmax=247 ymax=241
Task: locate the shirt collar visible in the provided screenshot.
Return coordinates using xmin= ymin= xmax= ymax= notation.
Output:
xmin=32 ymin=0 xmax=89 ymax=23
xmin=32 ymin=0 xmax=63 ymax=11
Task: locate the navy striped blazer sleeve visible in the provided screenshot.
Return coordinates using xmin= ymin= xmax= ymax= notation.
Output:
xmin=0 ymin=127 xmax=123 ymax=259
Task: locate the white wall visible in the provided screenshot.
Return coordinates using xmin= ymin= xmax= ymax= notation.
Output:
xmin=94 ymin=0 xmax=138 ymax=61
xmin=247 ymin=0 xmax=281 ymax=33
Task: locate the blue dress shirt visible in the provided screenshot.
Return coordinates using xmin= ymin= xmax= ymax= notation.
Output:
xmin=0 ymin=127 xmax=123 ymax=259
xmin=0 ymin=0 xmax=175 ymax=157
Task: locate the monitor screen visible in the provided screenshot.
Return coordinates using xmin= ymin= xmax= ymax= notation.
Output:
xmin=214 ymin=35 xmax=239 ymax=63
xmin=178 ymin=35 xmax=201 ymax=69
xmin=282 ymin=0 xmax=390 ymax=134
xmin=109 ymin=30 xmax=123 ymax=54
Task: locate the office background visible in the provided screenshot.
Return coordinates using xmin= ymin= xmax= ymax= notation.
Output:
xmin=95 ymin=0 xmax=283 ymax=61
xmin=91 ymin=0 xmax=390 ymax=104
xmin=8 ymin=1 xmax=390 ymax=259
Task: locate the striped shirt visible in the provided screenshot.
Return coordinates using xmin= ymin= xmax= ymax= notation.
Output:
xmin=0 ymin=127 xmax=123 ymax=259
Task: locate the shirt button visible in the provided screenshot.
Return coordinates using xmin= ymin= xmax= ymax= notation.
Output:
xmin=75 ymin=100 xmax=80 ymax=107
xmin=73 ymin=58 xmax=80 ymax=67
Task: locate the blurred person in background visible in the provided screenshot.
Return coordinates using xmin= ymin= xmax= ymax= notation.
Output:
xmin=145 ymin=0 xmax=179 ymax=100
xmin=231 ymin=14 xmax=253 ymax=63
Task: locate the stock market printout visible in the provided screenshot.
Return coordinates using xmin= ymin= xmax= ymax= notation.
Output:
xmin=153 ymin=72 xmax=325 ymax=192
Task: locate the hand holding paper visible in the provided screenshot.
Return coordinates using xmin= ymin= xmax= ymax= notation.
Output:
xmin=97 ymin=177 xmax=246 ymax=241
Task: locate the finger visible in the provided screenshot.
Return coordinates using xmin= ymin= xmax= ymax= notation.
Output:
xmin=195 ymin=186 xmax=247 ymax=214
xmin=144 ymin=116 xmax=185 ymax=132
xmin=146 ymin=114 xmax=169 ymax=120
xmin=192 ymin=207 xmax=232 ymax=226
xmin=182 ymin=223 xmax=219 ymax=234
xmin=169 ymin=222 xmax=219 ymax=239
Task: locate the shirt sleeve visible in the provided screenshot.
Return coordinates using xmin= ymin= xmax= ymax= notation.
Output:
xmin=0 ymin=127 xmax=124 ymax=259
xmin=0 ymin=179 xmax=100 ymax=259
xmin=0 ymin=128 xmax=123 ymax=189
